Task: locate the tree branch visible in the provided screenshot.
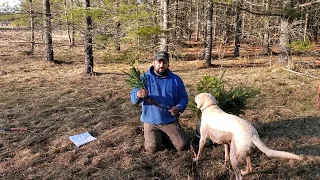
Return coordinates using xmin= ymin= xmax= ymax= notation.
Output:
xmin=283 ymin=68 xmax=320 ymax=79
xmin=298 ymin=0 xmax=320 ymax=7
xmin=212 ymin=1 xmax=282 ymax=17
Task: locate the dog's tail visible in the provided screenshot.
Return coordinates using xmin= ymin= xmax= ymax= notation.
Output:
xmin=252 ymin=135 xmax=303 ymax=160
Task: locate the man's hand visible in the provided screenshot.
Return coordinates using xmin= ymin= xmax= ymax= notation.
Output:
xmin=137 ymin=89 xmax=148 ymax=98
xmin=169 ymin=106 xmax=180 ymax=116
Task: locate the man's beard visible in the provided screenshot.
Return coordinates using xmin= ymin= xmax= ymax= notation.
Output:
xmin=155 ymin=68 xmax=168 ymax=76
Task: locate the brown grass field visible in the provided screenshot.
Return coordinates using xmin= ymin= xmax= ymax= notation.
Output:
xmin=0 ymin=30 xmax=319 ymax=180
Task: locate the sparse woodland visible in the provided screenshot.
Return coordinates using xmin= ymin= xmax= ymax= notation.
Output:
xmin=1 ymin=0 xmax=320 ymax=68
xmin=0 ymin=0 xmax=320 ymax=179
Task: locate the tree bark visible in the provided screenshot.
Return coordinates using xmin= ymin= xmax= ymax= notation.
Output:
xmin=303 ymin=13 xmax=308 ymax=42
xmin=213 ymin=5 xmax=216 ymax=41
xmin=173 ymin=0 xmax=178 ymax=39
xmin=224 ymin=6 xmax=232 ymax=44
xmin=195 ymin=0 xmax=199 ymax=41
xmin=115 ymin=22 xmax=121 ymax=51
xmin=262 ymin=0 xmax=270 ymax=54
xmin=43 ymin=0 xmax=54 ymax=61
xmin=201 ymin=0 xmax=206 ymax=41
xmin=84 ymin=0 xmax=94 ymax=74
xmin=64 ymin=0 xmax=72 ymax=48
xmin=313 ymin=26 xmax=318 ymax=43
xmin=187 ymin=0 xmax=192 ymax=40
xmin=204 ymin=0 xmax=213 ymax=67
xmin=29 ymin=0 xmax=35 ymax=54
xmin=70 ymin=0 xmax=75 ymax=47
xmin=234 ymin=3 xmax=242 ymax=58
xmin=160 ymin=0 xmax=168 ymax=52
xmin=279 ymin=0 xmax=292 ymax=68
xmin=279 ymin=18 xmax=291 ymax=65
xmin=152 ymin=0 xmax=158 ymax=46
xmin=114 ymin=1 xmax=121 ymax=51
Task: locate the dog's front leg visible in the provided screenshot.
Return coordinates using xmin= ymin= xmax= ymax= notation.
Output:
xmin=224 ymin=144 xmax=230 ymax=165
xmin=194 ymin=133 xmax=207 ymax=161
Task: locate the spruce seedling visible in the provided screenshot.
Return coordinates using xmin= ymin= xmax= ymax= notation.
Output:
xmin=123 ymin=66 xmax=146 ymax=89
xmin=123 ymin=66 xmax=169 ymax=110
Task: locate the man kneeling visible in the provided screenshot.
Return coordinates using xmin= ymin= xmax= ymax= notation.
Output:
xmin=130 ymin=51 xmax=189 ymax=153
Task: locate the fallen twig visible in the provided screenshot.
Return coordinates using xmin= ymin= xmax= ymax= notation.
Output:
xmin=0 ymin=128 xmax=28 ymax=132
xmin=283 ymin=68 xmax=320 ymax=79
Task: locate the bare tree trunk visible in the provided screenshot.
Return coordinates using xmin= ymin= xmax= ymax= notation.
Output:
xmin=114 ymin=1 xmax=121 ymax=51
xmin=311 ymin=14 xmax=318 ymax=42
xmin=160 ymin=0 xmax=168 ymax=52
xmin=313 ymin=26 xmax=319 ymax=43
xmin=204 ymin=0 xmax=213 ymax=67
xmin=279 ymin=18 xmax=291 ymax=66
xmin=187 ymin=0 xmax=192 ymax=40
xmin=263 ymin=0 xmax=270 ymax=54
xmin=234 ymin=3 xmax=241 ymax=58
xmin=201 ymin=0 xmax=207 ymax=58
xmin=43 ymin=0 xmax=54 ymax=61
xmin=303 ymin=13 xmax=308 ymax=42
xmin=224 ymin=6 xmax=232 ymax=44
xmin=152 ymin=0 xmax=158 ymax=46
xmin=70 ymin=0 xmax=75 ymax=47
xmin=213 ymin=5 xmax=216 ymax=41
xmin=29 ymin=0 xmax=35 ymax=54
xmin=115 ymin=22 xmax=121 ymax=51
xmin=173 ymin=0 xmax=178 ymax=39
xmin=279 ymin=0 xmax=292 ymax=68
xmin=201 ymin=0 xmax=205 ymax=41
xmin=84 ymin=0 xmax=93 ymax=74
xmin=195 ymin=0 xmax=199 ymax=41
xmin=64 ymin=0 xmax=72 ymax=48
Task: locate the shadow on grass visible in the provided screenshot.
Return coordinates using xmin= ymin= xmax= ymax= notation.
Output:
xmin=94 ymin=71 xmax=125 ymax=76
xmin=53 ymin=59 xmax=74 ymax=65
xmin=252 ymin=157 xmax=320 ymax=179
xmin=254 ymin=116 xmax=320 ymax=156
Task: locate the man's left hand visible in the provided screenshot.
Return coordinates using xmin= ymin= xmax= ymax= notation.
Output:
xmin=169 ymin=106 xmax=180 ymax=116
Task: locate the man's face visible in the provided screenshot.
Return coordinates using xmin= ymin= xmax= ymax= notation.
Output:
xmin=153 ymin=59 xmax=169 ymax=75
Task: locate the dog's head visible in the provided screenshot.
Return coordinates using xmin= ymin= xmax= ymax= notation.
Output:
xmin=195 ymin=93 xmax=218 ymax=109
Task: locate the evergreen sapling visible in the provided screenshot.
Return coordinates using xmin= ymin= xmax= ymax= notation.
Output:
xmin=123 ymin=66 xmax=169 ymax=110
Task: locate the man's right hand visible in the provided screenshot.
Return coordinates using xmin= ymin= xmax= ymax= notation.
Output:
xmin=137 ymin=89 xmax=148 ymax=98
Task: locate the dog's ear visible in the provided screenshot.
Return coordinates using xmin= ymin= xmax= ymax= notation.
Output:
xmin=211 ymin=96 xmax=219 ymax=105
xmin=195 ymin=94 xmax=204 ymax=109
xmin=205 ymin=93 xmax=218 ymax=105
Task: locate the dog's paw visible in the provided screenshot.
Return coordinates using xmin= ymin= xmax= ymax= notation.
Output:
xmin=192 ymin=158 xmax=199 ymax=162
xmin=241 ymin=169 xmax=251 ymax=176
xmin=192 ymin=156 xmax=199 ymax=162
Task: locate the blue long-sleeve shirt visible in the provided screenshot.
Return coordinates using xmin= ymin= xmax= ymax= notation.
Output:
xmin=130 ymin=66 xmax=188 ymax=124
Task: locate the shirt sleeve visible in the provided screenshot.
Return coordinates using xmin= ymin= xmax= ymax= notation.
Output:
xmin=130 ymin=88 xmax=143 ymax=104
xmin=175 ymin=77 xmax=188 ymax=112
xmin=130 ymin=73 xmax=147 ymax=104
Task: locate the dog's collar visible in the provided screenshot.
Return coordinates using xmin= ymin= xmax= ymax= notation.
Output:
xmin=201 ymin=104 xmax=217 ymax=112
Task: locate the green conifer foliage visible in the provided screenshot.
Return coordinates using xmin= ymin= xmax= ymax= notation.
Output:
xmin=123 ymin=66 xmax=146 ymax=89
xmin=190 ymin=75 xmax=260 ymax=118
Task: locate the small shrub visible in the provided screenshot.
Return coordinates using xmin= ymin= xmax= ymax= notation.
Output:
xmin=95 ymin=34 xmax=113 ymax=49
xmin=289 ymin=40 xmax=312 ymax=53
xmin=189 ymin=75 xmax=260 ymax=118
xmin=103 ymin=49 xmax=140 ymax=65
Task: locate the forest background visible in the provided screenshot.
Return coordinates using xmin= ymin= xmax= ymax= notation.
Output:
xmin=0 ymin=0 xmax=319 ymax=179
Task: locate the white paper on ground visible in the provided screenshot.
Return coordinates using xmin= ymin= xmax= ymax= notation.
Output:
xmin=69 ymin=132 xmax=97 ymax=147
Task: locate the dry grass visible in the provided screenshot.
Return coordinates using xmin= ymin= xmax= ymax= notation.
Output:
xmin=0 ymin=30 xmax=319 ymax=180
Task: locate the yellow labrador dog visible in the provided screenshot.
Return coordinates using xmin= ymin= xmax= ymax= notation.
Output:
xmin=194 ymin=93 xmax=303 ymax=180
